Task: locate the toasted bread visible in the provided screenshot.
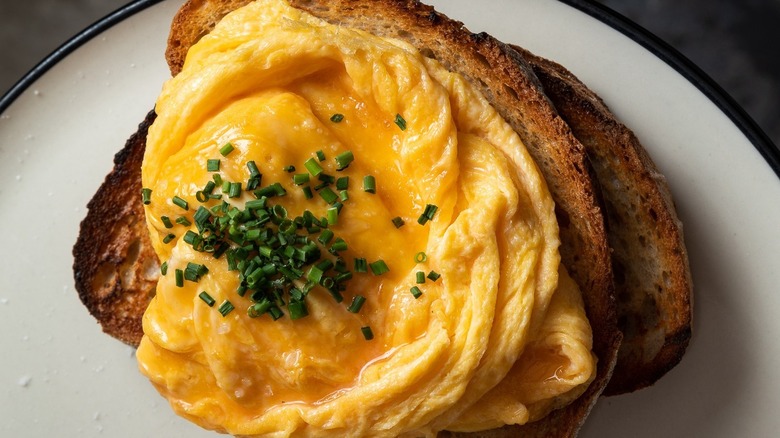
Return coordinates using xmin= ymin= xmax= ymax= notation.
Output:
xmin=514 ymin=47 xmax=692 ymax=394
xmin=70 ymin=0 xmax=693 ymax=435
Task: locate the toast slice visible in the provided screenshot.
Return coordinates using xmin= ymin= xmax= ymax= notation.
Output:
xmin=72 ymin=110 xmax=159 ymax=346
xmin=514 ymin=47 xmax=692 ymax=394
xmin=74 ymin=0 xmax=630 ymax=436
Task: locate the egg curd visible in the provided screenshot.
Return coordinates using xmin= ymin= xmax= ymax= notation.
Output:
xmin=137 ymin=0 xmax=596 ymax=436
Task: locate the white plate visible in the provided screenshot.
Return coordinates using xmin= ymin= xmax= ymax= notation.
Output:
xmin=1 ymin=0 xmax=778 ymax=436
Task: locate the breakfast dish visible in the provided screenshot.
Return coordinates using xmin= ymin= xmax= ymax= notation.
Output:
xmin=71 ymin=0 xmax=690 ymax=435
xmin=3 ymin=0 xmax=776 ymax=435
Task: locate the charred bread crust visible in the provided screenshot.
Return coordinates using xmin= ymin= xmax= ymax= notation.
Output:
xmin=72 ymin=110 xmax=159 ymax=347
xmin=515 ymin=46 xmax=692 ymax=395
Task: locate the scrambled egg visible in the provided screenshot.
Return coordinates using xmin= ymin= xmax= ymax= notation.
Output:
xmin=137 ymin=0 xmax=596 ymax=436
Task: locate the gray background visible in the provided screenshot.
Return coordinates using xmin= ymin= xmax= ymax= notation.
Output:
xmin=1 ymin=0 xmax=778 ymax=147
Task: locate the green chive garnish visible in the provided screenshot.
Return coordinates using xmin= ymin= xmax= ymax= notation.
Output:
xmin=363 ymin=175 xmax=376 ymax=194
xmin=354 ymin=258 xmax=368 ymax=273
xmin=172 ymin=196 xmax=188 ymax=211
xmin=228 ymin=182 xmax=242 ymax=198
xmin=336 ymin=177 xmax=349 ymax=190
xmin=320 ymin=187 xmax=339 ymax=204
xmin=161 ymin=216 xmax=173 ymax=228
xmin=160 ymin=261 xmax=168 ymax=275
xmin=395 ymin=114 xmax=407 ymax=131
xmin=391 ymin=217 xmax=405 ymax=228
xmin=410 ymin=286 xmax=423 ymax=299
xmin=327 ymin=206 xmax=339 ymax=226
xmin=316 ymin=150 xmax=326 ymax=162
xmin=207 ymin=159 xmax=220 ymax=172
xmin=361 ymin=326 xmax=374 ymax=340
xmin=293 ymin=173 xmax=310 ymax=185
xmin=302 ymin=186 xmax=314 ymax=199
xmin=331 ymin=237 xmax=347 ymax=252
xmin=334 ymin=151 xmax=354 ymax=170
xmin=318 ymin=229 xmax=334 ymax=245
xmin=427 ymin=271 xmax=441 ymax=281
xmin=288 ymin=301 xmax=309 ymax=320
xmin=415 ymin=252 xmax=427 ymax=263
xmin=283 ymin=165 xmax=296 ymax=173
xmin=218 ymin=300 xmax=235 ymax=316
xmin=175 ymin=269 xmax=184 ymax=287
xmin=347 ymin=295 xmax=366 ymax=313
xmin=418 ymin=204 xmax=438 ymax=225
xmin=219 ymin=142 xmax=235 ymax=156
xmin=199 ymin=291 xmax=215 ymax=307
xmin=330 ymin=113 xmax=344 ymax=123
xmin=416 ymin=271 xmax=426 ymax=284
xmin=304 ymin=157 xmax=323 ymax=176
xmin=141 ymin=188 xmax=152 ymax=205
xmin=163 ymin=233 xmax=175 ymax=244
xmin=339 ymin=190 xmax=349 ymax=202
xmin=175 ymin=216 xmax=191 ymax=227
xmin=369 ymin=260 xmax=389 ymax=275
xmin=246 ymin=160 xmax=260 ymax=177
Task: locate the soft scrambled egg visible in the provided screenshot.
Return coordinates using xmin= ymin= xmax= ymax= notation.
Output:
xmin=137 ymin=0 xmax=596 ymax=436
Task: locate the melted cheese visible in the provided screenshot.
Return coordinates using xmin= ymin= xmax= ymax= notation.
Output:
xmin=137 ymin=0 xmax=595 ymax=436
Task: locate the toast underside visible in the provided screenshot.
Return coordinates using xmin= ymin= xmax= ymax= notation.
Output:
xmin=71 ymin=0 xmax=689 ymax=435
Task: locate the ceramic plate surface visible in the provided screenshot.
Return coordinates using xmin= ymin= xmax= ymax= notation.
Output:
xmin=1 ymin=0 xmax=778 ymax=436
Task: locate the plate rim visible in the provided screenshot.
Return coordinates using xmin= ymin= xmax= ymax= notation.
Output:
xmin=1 ymin=0 xmax=778 ymax=178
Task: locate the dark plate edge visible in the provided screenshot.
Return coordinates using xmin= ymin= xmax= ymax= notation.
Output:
xmin=0 ymin=0 xmax=163 ymax=114
xmin=560 ymin=0 xmax=780 ymax=178
xmin=2 ymin=0 xmax=778 ymax=179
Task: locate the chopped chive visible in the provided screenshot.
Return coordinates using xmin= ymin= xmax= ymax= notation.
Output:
xmin=326 ymin=206 xmax=339 ymax=226
xmin=391 ymin=217 xmax=405 ymax=228
xmin=354 ymin=258 xmax=368 ymax=273
xmin=207 ymin=159 xmax=220 ymax=172
xmin=361 ymin=326 xmax=374 ymax=340
xmin=293 ymin=173 xmax=310 ymax=185
xmin=141 ymin=188 xmax=152 ymax=205
xmin=334 ymin=151 xmax=354 ymax=170
xmin=218 ymin=300 xmax=235 ymax=316
xmin=330 ymin=113 xmax=344 ymax=123
xmin=160 ymin=261 xmax=168 ymax=275
xmin=427 ymin=270 xmax=441 ymax=281
xmin=199 ymin=291 xmax=215 ymax=307
xmin=283 ymin=165 xmax=296 ymax=173
xmin=161 ymin=216 xmax=173 ymax=228
xmin=330 ymin=237 xmax=347 ymax=252
xmin=248 ymin=299 xmax=273 ymax=318
xmin=316 ymin=150 xmax=326 ymax=162
xmin=347 ymin=295 xmax=366 ymax=313
xmin=395 ymin=114 xmax=407 ymax=131
xmin=416 ymin=271 xmax=426 ymax=284
xmin=318 ymin=229 xmax=334 ymax=245
xmin=163 ymin=233 xmax=175 ymax=244
xmin=203 ymin=181 xmax=216 ymax=195
xmin=222 ymin=180 xmax=231 ymax=193
xmin=336 ymin=176 xmax=349 ymax=190
xmin=318 ymin=173 xmax=336 ymax=184
xmin=363 ymin=175 xmax=376 ymax=194
xmin=319 ymin=187 xmax=339 ymax=204
xmin=172 ymin=196 xmax=188 ymax=211
xmin=410 ymin=286 xmax=423 ymax=299
xmin=304 ymin=157 xmax=324 ymax=176
xmin=175 ymin=269 xmax=184 ymax=287
xmin=219 ymin=142 xmax=235 ymax=156
xmin=302 ymin=186 xmax=314 ymax=199
xmin=269 ymin=306 xmax=284 ymax=320
xmin=175 ymin=216 xmax=191 ymax=227
xmin=339 ymin=190 xmax=349 ymax=202
xmin=288 ymin=301 xmax=309 ymax=320
xmin=228 ymin=182 xmax=242 ymax=198
xmin=213 ymin=173 xmax=223 ymax=186
xmin=418 ymin=204 xmax=438 ymax=224
xmin=415 ymin=252 xmax=427 ymax=263
xmin=194 ymin=206 xmax=211 ymax=224
xmin=369 ymin=260 xmax=389 ymax=275
xmin=246 ymin=160 xmax=260 ymax=177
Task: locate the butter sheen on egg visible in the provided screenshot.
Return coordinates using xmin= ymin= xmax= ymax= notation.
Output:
xmin=137 ymin=0 xmax=596 ymax=436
